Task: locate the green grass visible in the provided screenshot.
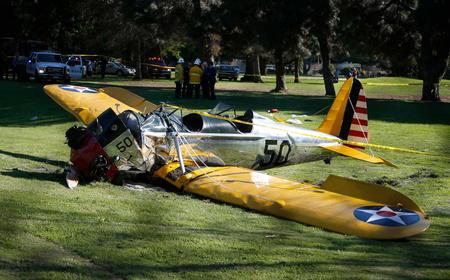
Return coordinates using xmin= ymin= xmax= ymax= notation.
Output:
xmin=79 ymin=75 xmax=450 ymax=101
xmin=0 ymin=79 xmax=449 ymax=279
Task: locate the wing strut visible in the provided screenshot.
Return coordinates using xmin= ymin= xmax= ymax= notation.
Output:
xmin=164 ymin=114 xmax=186 ymax=174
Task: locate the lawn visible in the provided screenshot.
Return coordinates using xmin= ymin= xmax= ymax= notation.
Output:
xmin=0 ymin=78 xmax=449 ymax=279
xmin=79 ymin=75 xmax=450 ymax=101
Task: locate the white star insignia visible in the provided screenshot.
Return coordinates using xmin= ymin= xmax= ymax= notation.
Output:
xmin=62 ymin=85 xmax=96 ymax=93
xmin=358 ymin=205 xmax=417 ymax=225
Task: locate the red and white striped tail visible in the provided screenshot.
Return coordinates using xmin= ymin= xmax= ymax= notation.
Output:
xmin=347 ymin=89 xmax=368 ymax=148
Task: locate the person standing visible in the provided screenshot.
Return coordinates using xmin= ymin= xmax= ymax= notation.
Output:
xmin=174 ymin=57 xmax=184 ymax=98
xmin=12 ymin=53 xmax=20 ymax=80
xmin=189 ymin=58 xmax=203 ymax=99
xmin=352 ymin=67 xmax=358 ymax=78
xmin=183 ymin=62 xmax=190 ymax=97
xmin=201 ymin=61 xmax=209 ymax=98
xmin=100 ymin=57 xmax=107 ymax=79
xmin=205 ymin=60 xmax=217 ymax=100
xmin=0 ymin=51 xmax=5 ymax=80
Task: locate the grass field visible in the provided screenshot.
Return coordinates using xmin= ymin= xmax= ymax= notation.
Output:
xmin=0 ymin=78 xmax=449 ymax=279
xmin=79 ymin=75 xmax=450 ymax=101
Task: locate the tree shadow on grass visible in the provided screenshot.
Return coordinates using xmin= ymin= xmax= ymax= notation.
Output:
xmin=0 ymin=169 xmax=65 ymax=185
xmin=0 ymin=148 xmax=67 ymax=186
xmin=106 ymin=184 xmax=443 ymax=278
xmin=0 ymin=194 xmax=122 ymax=279
xmin=1 ymin=169 xmax=446 ymax=279
xmin=0 ymin=149 xmax=67 ymax=168
xmin=1 ymin=80 xmax=449 ymax=127
xmin=0 ymin=81 xmax=74 ymax=127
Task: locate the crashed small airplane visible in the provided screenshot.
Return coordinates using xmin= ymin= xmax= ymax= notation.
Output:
xmin=44 ymin=78 xmax=429 ymax=239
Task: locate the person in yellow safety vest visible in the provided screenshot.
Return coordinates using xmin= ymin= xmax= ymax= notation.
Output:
xmin=188 ymin=58 xmax=203 ymax=98
xmin=174 ymin=57 xmax=184 ymax=98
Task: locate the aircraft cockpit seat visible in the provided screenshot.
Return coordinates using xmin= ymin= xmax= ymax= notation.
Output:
xmin=233 ymin=109 xmax=254 ymax=133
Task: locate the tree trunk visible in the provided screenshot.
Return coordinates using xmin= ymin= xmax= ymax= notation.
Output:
xmin=318 ymin=34 xmax=335 ymax=96
xmin=420 ymin=43 xmax=446 ymax=101
xmin=260 ymin=57 xmax=267 ymax=75
xmin=135 ymin=38 xmax=142 ymax=80
xmin=272 ymin=49 xmax=287 ymax=92
xmin=191 ymin=0 xmax=208 ymax=59
xmin=417 ymin=0 xmax=449 ymax=101
xmin=241 ymin=53 xmax=263 ymax=82
xmin=421 ymin=75 xmax=440 ymax=101
xmin=294 ymin=57 xmax=299 ymax=83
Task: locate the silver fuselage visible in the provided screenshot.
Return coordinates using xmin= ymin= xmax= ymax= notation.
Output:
xmin=139 ymin=110 xmax=339 ymax=170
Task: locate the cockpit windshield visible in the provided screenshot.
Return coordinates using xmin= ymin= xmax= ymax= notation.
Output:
xmin=37 ymin=54 xmax=62 ymax=63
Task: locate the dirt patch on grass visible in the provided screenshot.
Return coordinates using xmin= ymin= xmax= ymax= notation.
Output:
xmin=368 ymin=168 xmax=440 ymax=187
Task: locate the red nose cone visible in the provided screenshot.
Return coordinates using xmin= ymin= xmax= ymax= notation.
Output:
xmin=376 ymin=210 xmax=396 ymax=217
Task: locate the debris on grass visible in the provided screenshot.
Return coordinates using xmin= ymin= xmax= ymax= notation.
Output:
xmin=286 ymin=118 xmax=303 ymax=125
xmin=123 ymin=181 xmax=166 ymax=192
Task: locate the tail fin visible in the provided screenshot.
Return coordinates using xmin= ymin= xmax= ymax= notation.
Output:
xmin=317 ymin=77 xmax=368 ymax=147
xmin=317 ymin=78 xmax=396 ymax=167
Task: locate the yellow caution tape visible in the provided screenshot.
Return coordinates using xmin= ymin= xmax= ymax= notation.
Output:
xmin=163 ymin=104 xmax=446 ymax=157
xmin=141 ymin=63 xmax=175 ymax=70
xmin=63 ymin=54 xmax=102 ymax=57
xmin=364 ymin=82 xmax=420 ymax=86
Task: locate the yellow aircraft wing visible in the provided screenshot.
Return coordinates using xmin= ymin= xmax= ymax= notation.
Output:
xmin=321 ymin=144 xmax=396 ymax=167
xmin=100 ymin=87 xmax=158 ymax=114
xmin=154 ymin=161 xmax=429 ymax=239
xmin=43 ymin=84 xmax=157 ymax=125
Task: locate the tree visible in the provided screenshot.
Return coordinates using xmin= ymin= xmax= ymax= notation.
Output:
xmin=240 ymin=50 xmax=264 ymax=83
xmin=188 ymin=0 xmax=222 ymax=61
xmin=337 ymin=0 xmax=420 ymax=77
xmin=219 ymin=1 xmax=264 ymax=82
xmin=309 ymin=0 xmax=338 ymax=96
xmin=261 ymin=1 xmax=310 ymax=92
xmin=338 ymin=0 xmax=449 ymax=101
xmin=416 ymin=0 xmax=450 ymax=101
xmin=120 ymin=0 xmax=190 ymax=77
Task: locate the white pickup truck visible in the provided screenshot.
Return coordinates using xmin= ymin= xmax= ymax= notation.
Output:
xmin=26 ymin=51 xmax=71 ymax=83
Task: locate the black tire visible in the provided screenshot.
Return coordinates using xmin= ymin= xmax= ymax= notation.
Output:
xmin=116 ymin=70 xmax=123 ymax=76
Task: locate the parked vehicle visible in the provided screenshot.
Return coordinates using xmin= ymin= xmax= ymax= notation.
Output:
xmin=26 ymin=51 xmax=70 ymax=83
xmin=101 ymin=61 xmax=136 ymax=76
xmin=65 ymin=55 xmax=95 ymax=78
xmin=66 ymin=55 xmax=85 ymax=79
xmin=265 ymin=64 xmax=276 ymax=74
xmin=217 ymin=65 xmax=239 ymax=81
xmin=144 ymin=57 xmax=171 ymax=79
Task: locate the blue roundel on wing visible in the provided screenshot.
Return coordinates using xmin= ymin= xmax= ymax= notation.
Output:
xmin=59 ymin=85 xmax=98 ymax=94
xmin=353 ymin=205 xmax=420 ymax=227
